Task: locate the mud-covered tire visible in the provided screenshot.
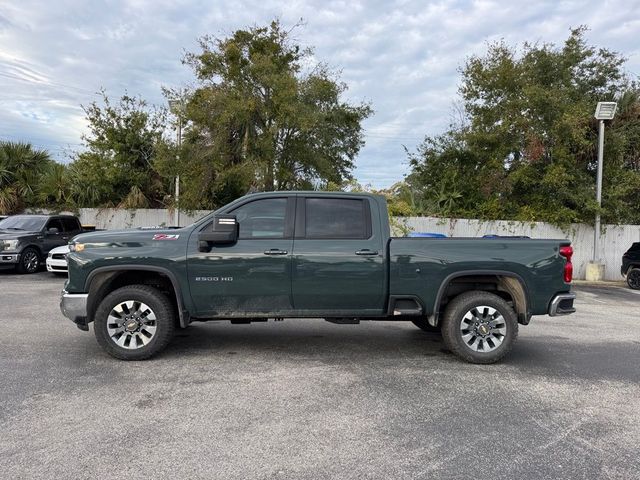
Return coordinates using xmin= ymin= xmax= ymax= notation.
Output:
xmin=441 ymin=291 xmax=518 ymax=364
xmin=94 ymin=285 xmax=176 ymax=360
xmin=16 ymin=247 xmax=41 ymax=274
xmin=627 ymin=268 xmax=640 ymax=290
xmin=411 ymin=318 xmax=441 ymax=334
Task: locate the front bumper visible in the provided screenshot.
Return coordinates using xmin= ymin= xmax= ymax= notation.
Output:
xmin=47 ymin=257 xmax=68 ymax=273
xmin=0 ymin=253 xmax=19 ymax=264
xmin=60 ymin=290 xmax=89 ymax=330
xmin=548 ymin=292 xmax=576 ymax=316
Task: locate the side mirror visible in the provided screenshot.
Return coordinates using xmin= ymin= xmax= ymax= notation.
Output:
xmin=47 ymin=227 xmax=60 ymax=234
xmin=198 ymin=215 xmax=238 ymax=251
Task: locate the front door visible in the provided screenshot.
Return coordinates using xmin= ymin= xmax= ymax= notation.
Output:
xmin=187 ymin=197 xmax=295 ymax=317
xmin=291 ymin=196 xmax=386 ymax=316
xmin=43 ymin=218 xmax=65 ymax=254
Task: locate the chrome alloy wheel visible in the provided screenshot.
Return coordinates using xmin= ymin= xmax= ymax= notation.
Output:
xmin=23 ymin=251 xmax=39 ymax=272
xmin=106 ymin=301 xmax=157 ymax=349
xmin=459 ymin=305 xmax=507 ymax=353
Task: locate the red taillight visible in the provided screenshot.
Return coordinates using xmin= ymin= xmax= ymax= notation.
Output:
xmin=560 ymin=245 xmax=573 ymax=283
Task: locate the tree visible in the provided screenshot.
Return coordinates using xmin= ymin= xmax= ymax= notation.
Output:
xmin=70 ymin=91 xmax=170 ymax=208
xmin=171 ymin=20 xmax=372 ymax=210
xmin=38 ymin=161 xmax=72 ymax=209
xmin=0 ymin=141 xmax=53 ymax=214
xmin=407 ymin=27 xmax=640 ymax=224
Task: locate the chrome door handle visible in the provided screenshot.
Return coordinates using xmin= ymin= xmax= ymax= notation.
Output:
xmin=355 ymin=249 xmax=378 ymax=256
xmin=264 ymin=249 xmax=288 ymax=255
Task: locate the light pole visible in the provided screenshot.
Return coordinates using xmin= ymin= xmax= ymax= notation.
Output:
xmin=586 ymin=101 xmax=617 ymax=281
xmin=168 ymin=99 xmax=184 ymax=227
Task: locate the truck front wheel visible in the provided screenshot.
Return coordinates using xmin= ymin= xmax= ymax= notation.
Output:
xmin=16 ymin=247 xmax=40 ymax=274
xmin=441 ymin=291 xmax=518 ymax=364
xmin=94 ymin=285 xmax=176 ymax=360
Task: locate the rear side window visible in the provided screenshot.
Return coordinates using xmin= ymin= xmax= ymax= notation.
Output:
xmin=304 ymin=198 xmax=369 ymax=239
xmin=231 ymin=198 xmax=287 ymax=239
xmin=61 ymin=217 xmax=80 ymax=233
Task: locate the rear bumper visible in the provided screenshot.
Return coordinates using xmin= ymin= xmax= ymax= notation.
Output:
xmin=548 ymin=293 xmax=576 ymax=316
xmin=0 ymin=253 xmax=19 ymax=264
xmin=60 ymin=290 xmax=89 ymax=328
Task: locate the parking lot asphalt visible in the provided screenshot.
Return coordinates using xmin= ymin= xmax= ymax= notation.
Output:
xmin=0 ymin=268 xmax=639 ymax=479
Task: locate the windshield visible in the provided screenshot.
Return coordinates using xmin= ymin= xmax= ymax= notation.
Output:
xmin=0 ymin=216 xmax=47 ymax=231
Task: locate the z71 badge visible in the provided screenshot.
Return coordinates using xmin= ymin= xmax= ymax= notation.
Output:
xmin=152 ymin=233 xmax=180 ymax=240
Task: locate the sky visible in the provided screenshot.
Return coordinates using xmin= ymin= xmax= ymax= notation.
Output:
xmin=1 ymin=0 xmax=640 ymax=188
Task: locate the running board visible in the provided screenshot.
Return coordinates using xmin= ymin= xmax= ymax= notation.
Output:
xmin=324 ymin=318 xmax=360 ymax=324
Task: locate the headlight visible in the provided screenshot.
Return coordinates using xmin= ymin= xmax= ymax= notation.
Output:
xmin=69 ymin=243 xmax=85 ymax=252
xmin=1 ymin=240 xmax=19 ymax=251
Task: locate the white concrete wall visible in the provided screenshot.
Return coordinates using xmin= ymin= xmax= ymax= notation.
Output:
xmin=37 ymin=208 xmax=639 ymax=281
xmin=76 ymin=208 xmax=211 ymax=230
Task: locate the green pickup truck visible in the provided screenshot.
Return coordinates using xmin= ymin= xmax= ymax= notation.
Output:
xmin=60 ymin=191 xmax=576 ymax=364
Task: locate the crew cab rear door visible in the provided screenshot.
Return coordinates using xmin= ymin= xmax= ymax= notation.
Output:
xmin=291 ymin=196 xmax=386 ymax=315
xmin=187 ymin=196 xmax=295 ymax=317
xmin=61 ymin=217 xmax=82 ymax=241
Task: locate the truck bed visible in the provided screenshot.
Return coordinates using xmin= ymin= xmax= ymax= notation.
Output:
xmin=389 ymin=237 xmax=570 ymax=316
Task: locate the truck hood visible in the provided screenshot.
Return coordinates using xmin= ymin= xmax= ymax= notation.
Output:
xmin=0 ymin=230 xmax=39 ymax=239
xmin=72 ymin=227 xmax=187 ymax=247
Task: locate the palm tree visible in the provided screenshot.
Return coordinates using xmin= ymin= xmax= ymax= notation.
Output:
xmin=38 ymin=161 xmax=71 ymax=207
xmin=0 ymin=141 xmax=53 ymax=214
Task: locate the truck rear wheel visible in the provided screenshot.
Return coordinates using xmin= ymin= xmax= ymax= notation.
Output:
xmin=94 ymin=285 xmax=176 ymax=360
xmin=441 ymin=291 xmax=518 ymax=364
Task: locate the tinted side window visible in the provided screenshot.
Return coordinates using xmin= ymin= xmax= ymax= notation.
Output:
xmin=46 ymin=218 xmax=63 ymax=232
xmin=305 ymin=198 xmax=367 ymax=239
xmin=231 ymin=198 xmax=287 ymax=239
xmin=61 ymin=217 xmax=80 ymax=233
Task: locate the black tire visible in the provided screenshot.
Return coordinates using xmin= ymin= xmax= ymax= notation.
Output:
xmin=16 ymin=247 xmax=41 ymax=274
xmin=94 ymin=285 xmax=176 ymax=360
xmin=411 ymin=317 xmax=441 ymax=334
xmin=441 ymin=291 xmax=518 ymax=364
xmin=627 ymin=268 xmax=640 ymax=290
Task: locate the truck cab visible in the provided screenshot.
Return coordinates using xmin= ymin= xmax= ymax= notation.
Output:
xmin=190 ymin=193 xmax=387 ymax=317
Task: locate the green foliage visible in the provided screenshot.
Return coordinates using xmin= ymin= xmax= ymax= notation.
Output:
xmin=170 ymin=20 xmax=372 ymax=210
xmin=69 ymin=91 xmax=170 ymax=208
xmin=5 ymin=21 xmax=370 ymax=213
xmin=38 ymin=161 xmax=72 ymax=208
xmin=406 ymin=27 xmax=640 ymax=225
xmin=0 ymin=141 xmax=56 ymax=214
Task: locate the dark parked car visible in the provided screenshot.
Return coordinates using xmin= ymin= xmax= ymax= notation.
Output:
xmin=0 ymin=215 xmax=88 ymax=274
xmin=621 ymin=243 xmax=640 ymax=290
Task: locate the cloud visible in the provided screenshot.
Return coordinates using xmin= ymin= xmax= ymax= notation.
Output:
xmin=1 ymin=0 xmax=639 ymax=187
